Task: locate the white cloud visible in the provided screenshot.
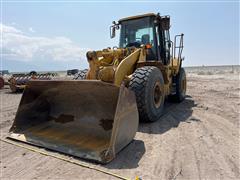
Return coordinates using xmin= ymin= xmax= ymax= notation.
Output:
xmin=1 ymin=24 xmax=22 ymax=34
xmin=29 ymin=27 xmax=35 ymax=33
xmin=0 ymin=24 xmax=89 ymax=64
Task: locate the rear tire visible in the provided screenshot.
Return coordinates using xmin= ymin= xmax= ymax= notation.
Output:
xmin=129 ymin=66 xmax=165 ymax=122
xmin=73 ymin=69 xmax=88 ymax=80
xmin=171 ymin=68 xmax=186 ymax=102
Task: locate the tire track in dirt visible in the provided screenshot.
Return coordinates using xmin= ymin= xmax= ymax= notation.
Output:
xmin=169 ymin=111 xmax=202 ymax=180
xmin=193 ymin=111 xmax=239 ymax=178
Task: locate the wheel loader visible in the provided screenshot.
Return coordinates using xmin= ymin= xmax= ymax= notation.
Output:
xmin=8 ymin=13 xmax=186 ymax=163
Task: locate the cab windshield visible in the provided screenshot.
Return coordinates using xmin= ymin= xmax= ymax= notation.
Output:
xmin=119 ymin=17 xmax=155 ymax=48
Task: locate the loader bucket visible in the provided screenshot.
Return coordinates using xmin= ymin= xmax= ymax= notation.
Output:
xmin=8 ymin=80 xmax=138 ymax=163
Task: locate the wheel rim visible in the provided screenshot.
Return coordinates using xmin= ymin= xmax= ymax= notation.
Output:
xmin=153 ymin=81 xmax=162 ymax=108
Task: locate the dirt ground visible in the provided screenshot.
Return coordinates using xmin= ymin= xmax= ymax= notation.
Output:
xmin=0 ymin=66 xmax=239 ymax=180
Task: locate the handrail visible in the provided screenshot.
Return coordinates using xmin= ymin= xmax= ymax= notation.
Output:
xmin=173 ymin=33 xmax=184 ymax=60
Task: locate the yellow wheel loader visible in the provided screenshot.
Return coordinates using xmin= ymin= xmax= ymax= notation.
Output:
xmin=8 ymin=13 xmax=186 ymax=163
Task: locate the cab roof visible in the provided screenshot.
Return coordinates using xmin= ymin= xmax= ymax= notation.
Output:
xmin=118 ymin=13 xmax=157 ymax=23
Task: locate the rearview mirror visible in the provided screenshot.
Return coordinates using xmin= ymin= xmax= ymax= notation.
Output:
xmin=161 ymin=16 xmax=170 ymax=30
xmin=110 ymin=21 xmax=119 ymax=39
xmin=110 ymin=25 xmax=116 ymax=38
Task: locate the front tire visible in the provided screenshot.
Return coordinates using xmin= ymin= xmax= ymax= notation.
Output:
xmin=129 ymin=66 xmax=165 ymax=122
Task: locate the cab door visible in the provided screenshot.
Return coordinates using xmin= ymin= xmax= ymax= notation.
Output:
xmin=156 ymin=16 xmax=171 ymax=65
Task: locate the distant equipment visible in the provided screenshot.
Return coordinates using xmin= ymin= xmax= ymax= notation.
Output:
xmin=8 ymin=71 xmax=54 ymax=93
xmin=67 ymin=69 xmax=79 ymax=75
xmin=0 ymin=70 xmax=9 ymax=75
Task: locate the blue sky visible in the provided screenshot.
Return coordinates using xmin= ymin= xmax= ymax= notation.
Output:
xmin=1 ymin=1 xmax=239 ymax=72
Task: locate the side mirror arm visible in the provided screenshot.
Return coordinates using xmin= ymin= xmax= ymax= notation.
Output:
xmin=110 ymin=25 xmax=116 ymax=39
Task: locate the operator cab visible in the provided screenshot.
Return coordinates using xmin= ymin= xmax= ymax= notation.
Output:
xmin=111 ymin=13 xmax=171 ymax=65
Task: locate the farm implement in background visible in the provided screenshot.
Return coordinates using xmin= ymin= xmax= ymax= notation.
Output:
xmin=8 ymin=72 xmax=55 ymax=93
